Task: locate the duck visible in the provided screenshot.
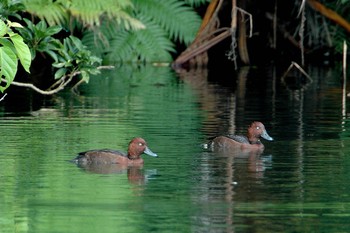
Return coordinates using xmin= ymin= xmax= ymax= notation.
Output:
xmin=204 ymin=121 xmax=273 ymax=151
xmin=72 ymin=137 xmax=158 ymax=165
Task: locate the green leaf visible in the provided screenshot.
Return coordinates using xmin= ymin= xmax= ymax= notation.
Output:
xmin=52 ymin=62 xmax=66 ymax=68
xmin=45 ymin=50 xmax=59 ymax=62
xmin=0 ymin=46 xmax=18 ymax=92
xmin=80 ymin=70 xmax=89 ymax=83
xmin=45 ymin=25 xmax=62 ymax=36
xmin=15 ymin=26 xmax=33 ymax=42
xmin=8 ymin=32 xmax=31 ymax=73
xmin=22 ymin=18 xmax=34 ymax=32
xmin=0 ymin=20 xmax=7 ymax=37
xmin=7 ymin=21 xmax=24 ymax=28
xmin=36 ymin=20 xmax=47 ymax=32
xmin=0 ymin=38 xmax=14 ymax=49
xmin=70 ymin=36 xmax=85 ymax=51
xmin=54 ymin=67 xmax=67 ymax=79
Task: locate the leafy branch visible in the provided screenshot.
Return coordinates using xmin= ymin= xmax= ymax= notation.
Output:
xmin=0 ymin=19 xmax=31 ymax=92
xmin=0 ymin=33 xmax=109 ymax=94
xmin=0 ymin=18 xmax=105 ymax=95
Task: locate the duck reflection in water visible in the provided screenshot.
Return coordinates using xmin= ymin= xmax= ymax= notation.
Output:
xmin=75 ymin=162 xmax=157 ymax=185
xmin=234 ymin=150 xmax=273 ymax=179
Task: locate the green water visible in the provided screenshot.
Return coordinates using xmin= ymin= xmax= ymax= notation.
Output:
xmin=1 ymin=64 xmax=350 ymax=232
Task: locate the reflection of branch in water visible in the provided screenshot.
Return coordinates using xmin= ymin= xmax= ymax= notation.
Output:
xmin=342 ymin=42 xmax=347 ymax=134
xmin=281 ymin=62 xmax=313 ymax=91
xmin=296 ymin=91 xmax=306 ymax=205
xmin=281 ymin=62 xmax=312 ymax=84
xmin=281 ymin=62 xmax=306 ymax=196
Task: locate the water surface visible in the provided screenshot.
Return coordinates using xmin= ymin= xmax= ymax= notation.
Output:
xmin=1 ymin=64 xmax=350 ymax=232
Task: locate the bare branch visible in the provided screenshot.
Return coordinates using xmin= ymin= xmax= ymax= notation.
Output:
xmin=344 ymin=41 xmax=347 ymax=80
xmin=236 ymin=7 xmax=253 ymax=38
xmin=0 ymin=93 xmax=7 ymax=102
xmin=1 ymin=76 xmax=73 ymax=95
xmin=0 ymin=65 xmax=115 ymax=95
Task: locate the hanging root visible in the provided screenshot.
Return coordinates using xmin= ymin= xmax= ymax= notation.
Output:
xmin=226 ymin=6 xmax=253 ymax=68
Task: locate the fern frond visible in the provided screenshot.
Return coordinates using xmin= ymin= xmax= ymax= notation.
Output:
xmin=104 ymin=16 xmax=174 ymax=62
xmin=113 ymin=11 xmax=145 ymax=30
xmin=68 ymin=0 xmax=142 ymax=29
xmin=133 ymin=0 xmax=201 ymax=45
xmin=82 ymin=19 xmax=143 ymax=58
xmin=184 ymin=0 xmax=210 ymax=7
xmin=82 ymin=0 xmax=205 ymax=62
xmin=23 ymin=0 xmax=144 ymax=31
xmin=23 ymin=0 xmax=68 ymax=26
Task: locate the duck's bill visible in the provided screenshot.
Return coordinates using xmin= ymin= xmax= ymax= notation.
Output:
xmin=144 ymin=147 xmax=158 ymax=157
xmin=262 ymin=130 xmax=274 ymax=141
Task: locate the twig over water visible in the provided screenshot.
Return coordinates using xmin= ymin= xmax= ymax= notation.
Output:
xmin=0 ymin=65 xmax=114 ymax=95
xmin=0 ymin=93 xmax=7 ymax=102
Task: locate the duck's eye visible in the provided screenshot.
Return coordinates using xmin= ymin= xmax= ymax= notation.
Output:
xmin=138 ymin=142 xmax=144 ymax=146
xmin=256 ymin=126 xmax=260 ymax=130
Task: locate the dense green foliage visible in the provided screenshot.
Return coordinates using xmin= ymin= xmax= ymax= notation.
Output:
xmin=83 ymin=0 xmax=204 ymax=63
xmin=22 ymin=0 xmax=145 ymax=31
xmin=0 ymin=19 xmax=31 ymax=92
xmin=15 ymin=19 xmax=62 ymax=60
xmin=323 ymin=0 xmax=350 ymax=53
xmin=0 ymin=0 xmax=206 ymax=93
xmin=15 ymin=19 xmax=102 ymax=84
xmin=287 ymin=1 xmax=349 ymax=55
xmin=52 ymin=36 xmax=101 ymax=82
xmin=21 ymin=0 xmax=205 ymax=63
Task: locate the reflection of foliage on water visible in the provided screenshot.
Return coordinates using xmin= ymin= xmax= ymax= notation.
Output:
xmin=77 ymin=64 xmax=202 ymax=140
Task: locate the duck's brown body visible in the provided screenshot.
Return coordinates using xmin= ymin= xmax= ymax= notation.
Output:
xmin=206 ymin=122 xmax=273 ymax=152
xmin=73 ymin=138 xmax=157 ymax=165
